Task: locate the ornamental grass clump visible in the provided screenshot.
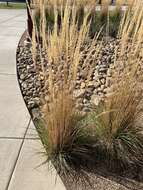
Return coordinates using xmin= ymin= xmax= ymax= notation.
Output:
xmin=42 ymin=88 xmax=91 ymax=172
xmin=85 ymin=0 xmax=143 ymax=171
xmin=31 ymin=0 xmax=143 ymax=177
xmin=31 ymin=1 xmax=98 ymax=174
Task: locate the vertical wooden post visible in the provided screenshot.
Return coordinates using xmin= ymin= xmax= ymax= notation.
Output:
xmin=27 ymin=0 xmax=33 ymax=39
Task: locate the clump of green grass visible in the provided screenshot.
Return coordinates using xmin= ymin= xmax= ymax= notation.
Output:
xmin=31 ymin=1 xmax=98 ymax=176
xmin=84 ymin=0 xmax=143 ymax=171
xmin=41 ymin=89 xmax=94 ymax=173
xmin=86 ymin=87 xmax=143 ymax=170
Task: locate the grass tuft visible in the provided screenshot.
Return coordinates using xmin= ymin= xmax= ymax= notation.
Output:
xmin=31 ymin=0 xmax=143 ymax=178
xmin=31 ymin=1 xmax=98 ymax=176
xmin=84 ymin=0 xmax=143 ymax=171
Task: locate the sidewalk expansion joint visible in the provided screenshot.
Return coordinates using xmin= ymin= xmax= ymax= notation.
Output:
xmin=0 ymin=136 xmax=40 ymax=140
xmin=0 ymin=13 xmax=25 ymax=25
xmin=0 ymin=73 xmax=16 ymax=76
xmin=5 ymin=118 xmax=32 ymax=190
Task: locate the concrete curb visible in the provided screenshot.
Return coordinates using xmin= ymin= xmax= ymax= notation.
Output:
xmin=15 ymin=31 xmax=66 ymax=190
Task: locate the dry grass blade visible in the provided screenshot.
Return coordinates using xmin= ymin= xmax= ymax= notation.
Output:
xmin=30 ymin=0 xmax=143 ymax=178
xmin=31 ymin=0 xmax=99 ymax=176
xmin=85 ymin=0 xmax=143 ymax=170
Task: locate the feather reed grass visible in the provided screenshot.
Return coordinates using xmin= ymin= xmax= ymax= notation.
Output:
xmin=85 ymin=0 xmax=143 ymax=171
xmin=30 ymin=0 xmax=143 ymax=177
xmin=31 ymin=0 xmax=99 ymax=175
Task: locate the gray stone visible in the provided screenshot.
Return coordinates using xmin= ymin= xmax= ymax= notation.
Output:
xmin=94 ymin=81 xmax=100 ymax=88
xmin=22 ymin=82 xmax=27 ymax=89
xmin=33 ymin=97 xmax=40 ymax=106
xmin=91 ymin=95 xmax=101 ymax=106
xmin=80 ymin=82 xmax=86 ymax=89
xmin=20 ymin=74 xmax=26 ymax=80
xmin=88 ymin=81 xmax=95 ymax=88
xmin=74 ymin=89 xmax=86 ymax=98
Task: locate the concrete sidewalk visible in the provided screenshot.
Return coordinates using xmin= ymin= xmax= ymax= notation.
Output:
xmin=0 ymin=9 xmax=65 ymax=190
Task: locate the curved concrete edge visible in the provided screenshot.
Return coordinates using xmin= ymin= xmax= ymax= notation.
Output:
xmin=15 ymin=33 xmax=66 ymax=189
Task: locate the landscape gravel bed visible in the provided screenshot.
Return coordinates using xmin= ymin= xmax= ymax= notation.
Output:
xmin=17 ymin=37 xmax=118 ymax=115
